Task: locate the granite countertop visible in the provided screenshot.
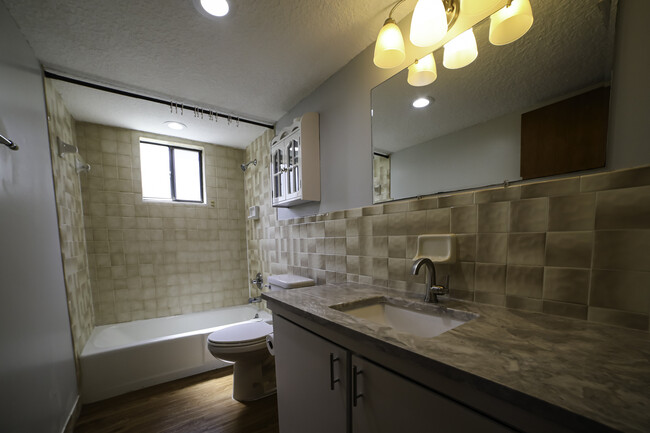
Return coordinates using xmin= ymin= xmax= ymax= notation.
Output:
xmin=262 ymin=283 xmax=650 ymax=433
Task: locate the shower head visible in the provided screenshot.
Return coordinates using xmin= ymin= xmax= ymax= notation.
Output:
xmin=240 ymin=159 xmax=257 ymax=172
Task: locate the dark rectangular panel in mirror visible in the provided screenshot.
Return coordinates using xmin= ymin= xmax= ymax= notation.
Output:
xmin=521 ymin=86 xmax=609 ymax=180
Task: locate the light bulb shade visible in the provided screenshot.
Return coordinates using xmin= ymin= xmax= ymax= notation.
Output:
xmin=410 ymin=0 xmax=448 ymax=48
xmin=407 ymin=54 xmax=437 ymax=87
xmin=443 ymin=28 xmax=478 ymax=69
xmin=460 ymin=0 xmax=502 ymax=16
xmin=489 ymin=0 xmax=534 ymax=46
xmin=373 ymin=19 xmax=406 ymax=68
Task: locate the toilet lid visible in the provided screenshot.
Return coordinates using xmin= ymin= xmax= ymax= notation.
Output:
xmin=208 ymin=320 xmax=273 ymax=345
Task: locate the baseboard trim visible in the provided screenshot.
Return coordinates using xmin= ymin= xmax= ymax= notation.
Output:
xmin=62 ymin=395 xmax=81 ymax=433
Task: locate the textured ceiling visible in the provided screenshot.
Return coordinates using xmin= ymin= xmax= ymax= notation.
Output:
xmin=3 ymin=0 xmax=417 ymax=147
xmin=372 ymin=0 xmax=617 ymax=154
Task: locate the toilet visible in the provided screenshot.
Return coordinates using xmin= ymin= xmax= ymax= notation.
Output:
xmin=207 ymin=274 xmax=315 ymax=401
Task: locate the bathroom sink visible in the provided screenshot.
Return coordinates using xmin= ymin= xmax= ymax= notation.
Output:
xmin=331 ymin=298 xmax=477 ymax=339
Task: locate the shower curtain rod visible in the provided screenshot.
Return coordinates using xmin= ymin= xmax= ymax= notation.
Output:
xmin=43 ymin=70 xmax=275 ymax=130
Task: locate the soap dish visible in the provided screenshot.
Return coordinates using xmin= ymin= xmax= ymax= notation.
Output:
xmin=413 ymin=234 xmax=457 ymax=263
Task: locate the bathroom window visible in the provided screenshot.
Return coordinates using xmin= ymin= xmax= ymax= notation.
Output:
xmin=139 ymin=140 xmax=204 ymax=203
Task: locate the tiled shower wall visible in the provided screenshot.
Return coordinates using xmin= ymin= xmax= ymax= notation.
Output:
xmin=44 ymin=80 xmax=94 ymax=357
xmin=246 ymin=133 xmax=650 ymax=332
xmin=76 ymin=122 xmax=249 ymax=325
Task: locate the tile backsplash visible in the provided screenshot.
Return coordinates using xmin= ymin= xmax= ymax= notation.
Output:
xmin=76 ymin=122 xmax=249 ymax=324
xmin=246 ymin=132 xmax=650 ymax=332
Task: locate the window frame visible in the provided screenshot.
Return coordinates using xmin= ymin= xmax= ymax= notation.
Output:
xmin=139 ymin=138 xmax=206 ymax=204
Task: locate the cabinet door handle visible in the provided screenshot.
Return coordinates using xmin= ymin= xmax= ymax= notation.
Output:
xmin=329 ymin=353 xmax=340 ymax=390
xmin=352 ymin=365 xmax=363 ymax=407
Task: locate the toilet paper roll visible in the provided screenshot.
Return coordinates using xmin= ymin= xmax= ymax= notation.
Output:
xmin=266 ymin=333 xmax=275 ymax=356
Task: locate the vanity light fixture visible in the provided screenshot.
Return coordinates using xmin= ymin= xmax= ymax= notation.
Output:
xmin=412 ymin=97 xmax=431 ymax=108
xmin=199 ymin=0 xmax=229 ymax=17
xmin=164 ymin=121 xmax=187 ymax=131
xmin=489 ymin=0 xmax=534 ymax=46
xmin=460 ymin=0 xmax=503 ymax=16
xmin=373 ymin=0 xmax=407 ymax=68
xmin=443 ymin=28 xmax=478 ymax=69
xmin=407 ymin=53 xmax=437 ymax=87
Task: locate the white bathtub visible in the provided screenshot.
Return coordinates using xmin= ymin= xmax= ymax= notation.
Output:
xmin=80 ymin=305 xmax=271 ymax=403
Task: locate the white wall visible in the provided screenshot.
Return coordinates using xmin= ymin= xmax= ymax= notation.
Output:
xmin=277 ymin=0 xmax=650 ymax=217
xmin=0 ymin=5 xmax=78 ymax=432
xmin=391 ymin=113 xmax=521 ymax=199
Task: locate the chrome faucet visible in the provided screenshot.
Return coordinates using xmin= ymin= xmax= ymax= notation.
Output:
xmin=411 ymin=258 xmax=449 ymax=303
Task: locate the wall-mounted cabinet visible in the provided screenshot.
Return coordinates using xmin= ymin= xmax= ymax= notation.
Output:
xmin=270 ymin=112 xmax=320 ymax=207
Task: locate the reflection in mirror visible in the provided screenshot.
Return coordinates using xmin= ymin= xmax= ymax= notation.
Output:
xmin=371 ymin=0 xmax=618 ymax=203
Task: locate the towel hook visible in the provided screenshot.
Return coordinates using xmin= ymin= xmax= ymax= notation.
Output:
xmin=0 ymin=134 xmax=18 ymax=151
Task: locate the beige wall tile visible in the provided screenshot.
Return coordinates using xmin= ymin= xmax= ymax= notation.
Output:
xmin=474 ymin=186 xmax=521 ymax=204
xmin=590 ymin=269 xmax=650 ymax=314
xmin=506 ymin=296 xmax=543 ymax=312
xmin=508 ymin=233 xmax=546 ymax=266
xmin=408 ymin=197 xmax=438 ymax=211
xmin=581 ymin=166 xmax=650 ymax=193
xmin=478 ymin=202 xmax=509 ymax=233
xmin=456 ymin=234 xmax=477 ymax=262
xmin=426 ymin=208 xmax=451 ymax=233
xmin=543 ymin=267 xmax=590 ymax=304
xmin=510 ymin=198 xmax=548 ymax=232
xmin=545 ymin=231 xmax=593 ymax=268
xmin=587 ymin=307 xmax=648 ymax=331
xmin=476 ymin=233 xmax=508 ymax=264
xmin=506 ymin=265 xmax=544 ymax=298
xmin=543 ymin=300 xmax=587 ymax=320
xmin=595 ymin=186 xmax=650 ymax=230
xmin=439 ymin=192 xmax=474 ymax=207
xmin=521 ymin=177 xmax=580 ymax=198
xmin=548 ymin=193 xmax=595 ymax=231
xmin=449 ymin=262 xmax=475 ymax=293
xmin=451 ymin=205 xmax=477 ymax=233
xmin=474 ymin=263 xmax=506 ymax=293
xmin=593 ymin=230 xmax=650 ymax=272
xmin=474 ymin=292 xmax=505 ymax=306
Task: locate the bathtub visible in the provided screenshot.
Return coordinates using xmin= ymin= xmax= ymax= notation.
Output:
xmin=80 ymin=305 xmax=271 ymax=403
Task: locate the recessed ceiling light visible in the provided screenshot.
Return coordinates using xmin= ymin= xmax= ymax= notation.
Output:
xmin=412 ymin=97 xmax=431 ymax=108
xmin=164 ymin=121 xmax=186 ymax=130
xmin=200 ymin=0 xmax=229 ymax=17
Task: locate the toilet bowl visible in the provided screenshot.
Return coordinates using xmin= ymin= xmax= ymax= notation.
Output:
xmin=207 ymin=319 xmax=275 ymax=401
xmin=207 ymin=274 xmax=315 ymax=401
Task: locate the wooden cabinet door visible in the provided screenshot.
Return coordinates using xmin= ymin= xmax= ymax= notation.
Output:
xmin=274 ymin=315 xmax=349 ymax=433
xmin=351 ymin=356 xmax=514 ymax=433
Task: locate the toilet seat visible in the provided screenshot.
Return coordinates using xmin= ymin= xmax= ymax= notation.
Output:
xmin=207 ymin=320 xmax=272 ymax=348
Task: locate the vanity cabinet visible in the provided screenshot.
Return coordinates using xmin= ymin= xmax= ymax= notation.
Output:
xmin=273 ymin=315 xmax=513 ymax=433
xmin=270 ymin=112 xmax=320 ymax=207
xmin=273 ymin=315 xmax=348 ymax=433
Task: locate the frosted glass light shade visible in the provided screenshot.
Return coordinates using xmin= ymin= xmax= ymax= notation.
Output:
xmin=443 ymin=28 xmax=478 ymax=69
xmin=373 ymin=18 xmax=406 ymax=68
xmin=410 ymin=0 xmax=448 ymax=47
xmin=407 ymin=54 xmax=437 ymax=87
xmin=489 ymin=0 xmax=534 ymax=46
xmin=460 ymin=0 xmax=502 ymax=16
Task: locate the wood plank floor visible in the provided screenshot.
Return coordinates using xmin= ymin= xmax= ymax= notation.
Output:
xmin=74 ymin=367 xmax=279 ymax=433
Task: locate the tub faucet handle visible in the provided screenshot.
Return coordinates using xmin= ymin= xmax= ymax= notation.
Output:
xmin=251 ymin=272 xmax=263 ymax=290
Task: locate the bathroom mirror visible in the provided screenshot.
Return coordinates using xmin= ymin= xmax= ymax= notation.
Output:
xmin=371 ymin=0 xmax=618 ymax=203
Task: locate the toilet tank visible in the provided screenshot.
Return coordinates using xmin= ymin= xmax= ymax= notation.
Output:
xmin=267 ymin=274 xmax=315 ymax=291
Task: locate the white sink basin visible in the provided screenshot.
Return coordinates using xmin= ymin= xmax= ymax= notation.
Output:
xmin=333 ymin=299 xmax=477 ymax=339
